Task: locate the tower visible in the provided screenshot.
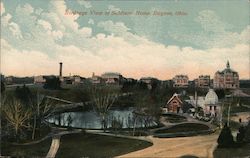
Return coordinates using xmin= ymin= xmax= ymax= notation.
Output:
xmin=59 ymin=62 xmax=63 ymax=77
xmin=226 ymin=60 xmax=230 ymax=69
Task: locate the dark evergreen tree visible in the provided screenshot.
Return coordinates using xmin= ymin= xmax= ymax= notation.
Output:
xmin=1 ymin=81 xmax=5 ymax=93
xmin=217 ymin=123 xmax=235 ymax=148
xmin=244 ymin=121 xmax=250 ymax=143
xmin=215 ymin=89 xmax=225 ymax=99
xmin=15 ymin=85 xmax=32 ymax=104
xmin=43 ymin=77 xmax=61 ymax=90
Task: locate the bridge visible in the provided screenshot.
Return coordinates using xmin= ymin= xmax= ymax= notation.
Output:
xmin=44 ymin=92 xmax=133 ymax=113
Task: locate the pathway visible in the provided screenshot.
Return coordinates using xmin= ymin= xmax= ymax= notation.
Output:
xmin=46 ymin=136 xmax=60 ymax=158
xmin=118 ymin=133 xmax=219 ymax=158
xmin=231 ymin=112 xmax=250 ymax=126
xmin=46 ymin=129 xmax=82 ymax=158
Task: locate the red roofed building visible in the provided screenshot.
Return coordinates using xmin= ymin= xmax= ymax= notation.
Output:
xmin=165 ymin=93 xmax=183 ymax=113
xmin=213 ymin=61 xmax=239 ymax=89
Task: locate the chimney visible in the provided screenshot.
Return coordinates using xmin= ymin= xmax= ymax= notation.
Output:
xmin=59 ymin=62 xmax=63 ymax=77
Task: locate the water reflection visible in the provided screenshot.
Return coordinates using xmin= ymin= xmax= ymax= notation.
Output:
xmin=47 ymin=107 xmax=157 ymax=129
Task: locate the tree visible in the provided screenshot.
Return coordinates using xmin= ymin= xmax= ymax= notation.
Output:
xmin=133 ymin=92 xmax=160 ymax=130
xmin=43 ymin=77 xmax=61 ymax=90
xmin=15 ymin=85 xmax=32 ymax=104
xmin=1 ymin=81 xmax=5 ymax=93
xmin=2 ymin=97 xmax=31 ymax=142
xmin=92 ymin=86 xmax=119 ymax=132
xmin=121 ymin=80 xmax=137 ymax=92
xmin=30 ymin=93 xmax=54 ymax=140
xmin=217 ymin=123 xmax=235 ymax=148
xmin=215 ymin=89 xmax=225 ymax=99
xmin=67 ymin=114 xmax=73 ymax=130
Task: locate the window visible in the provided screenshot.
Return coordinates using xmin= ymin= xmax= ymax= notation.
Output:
xmin=210 ymin=106 xmax=212 ymax=110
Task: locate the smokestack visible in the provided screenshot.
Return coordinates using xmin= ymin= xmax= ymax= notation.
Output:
xmin=59 ymin=62 xmax=62 ymax=77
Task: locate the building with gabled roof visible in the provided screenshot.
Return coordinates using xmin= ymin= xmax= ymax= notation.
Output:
xmin=213 ymin=61 xmax=239 ymax=89
xmin=164 ymin=93 xmax=183 ymax=113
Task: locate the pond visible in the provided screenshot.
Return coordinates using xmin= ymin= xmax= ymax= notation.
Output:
xmin=47 ymin=107 xmax=157 ymax=129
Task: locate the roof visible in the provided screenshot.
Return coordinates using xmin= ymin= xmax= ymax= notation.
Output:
xmin=167 ymin=93 xmax=183 ymax=104
xmin=215 ymin=61 xmax=238 ymax=76
xmin=101 ymin=72 xmax=122 ymax=79
xmin=174 ymin=75 xmax=188 ymax=78
xmin=102 ymin=72 xmax=121 ymax=76
xmin=205 ymin=89 xmax=218 ymax=105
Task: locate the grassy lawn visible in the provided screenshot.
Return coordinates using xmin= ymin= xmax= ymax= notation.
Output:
xmin=2 ymin=132 xmax=152 ymax=158
xmin=230 ymin=105 xmax=250 ymax=114
xmin=56 ymin=132 xmax=152 ymax=158
xmin=155 ymin=123 xmax=209 ymax=134
xmin=1 ymin=138 xmax=52 ymax=157
xmin=213 ymin=143 xmax=250 ymax=158
xmin=161 ymin=113 xmax=187 ymax=123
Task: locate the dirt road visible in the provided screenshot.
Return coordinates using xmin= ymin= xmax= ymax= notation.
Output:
xmin=119 ymin=133 xmax=219 ymax=158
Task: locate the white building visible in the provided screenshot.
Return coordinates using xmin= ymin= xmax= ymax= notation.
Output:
xmin=34 ymin=75 xmax=46 ymax=84
xmin=195 ymin=75 xmax=210 ymax=88
xmin=204 ymin=89 xmax=221 ymax=118
xmin=173 ymin=75 xmax=189 ymax=88
xmin=101 ymin=72 xmax=124 ymax=84
xmin=187 ymin=89 xmax=221 ymax=122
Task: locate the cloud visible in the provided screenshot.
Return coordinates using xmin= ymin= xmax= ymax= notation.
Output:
xmin=195 ymin=10 xmax=227 ymax=33
xmin=20 ymin=3 xmax=34 ymax=15
xmin=1 ymin=39 xmax=56 ymax=76
xmin=38 ymin=19 xmax=52 ymax=31
xmin=98 ymin=20 xmax=130 ymax=35
xmin=2 ymin=33 xmax=249 ymax=79
xmin=97 ymin=20 xmax=147 ymax=45
xmin=88 ymin=18 xmax=94 ymax=25
xmin=52 ymin=30 xmax=63 ymax=40
xmin=1 ymin=13 xmax=23 ymax=39
xmin=1 ymin=13 xmax=11 ymax=26
xmin=169 ymin=10 xmax=250 ymax=48
xmin=1 ymin=3 xmax=249 ymax=80
xmin=107 ymin=5 xmax=121 ymax=12
xmin=77 ymin=0 xmax=92 ymax=8
xmin=50 ymin=1 xmax=79 ymax=32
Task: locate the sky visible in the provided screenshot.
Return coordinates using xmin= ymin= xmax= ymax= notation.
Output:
xmin=0 ymin=0 xmax=249 ymax=80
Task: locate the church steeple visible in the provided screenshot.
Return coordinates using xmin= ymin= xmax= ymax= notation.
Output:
xmin=226 ymin=60 xmax=230 ymax=69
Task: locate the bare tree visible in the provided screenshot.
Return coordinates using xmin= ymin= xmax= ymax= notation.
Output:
xmin=2 ymin=98 xmax=31 ymax=142
xmin=30 ymin=93 xmax=54 ymax=140
xmin=92 ymin=86 xmax=119 ymax=132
